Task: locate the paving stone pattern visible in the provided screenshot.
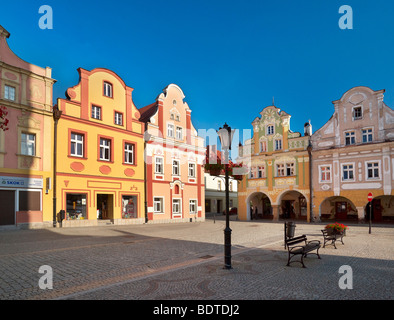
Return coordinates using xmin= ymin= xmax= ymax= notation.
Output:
xmin=0 ymin=218 xmax=393 ymax=300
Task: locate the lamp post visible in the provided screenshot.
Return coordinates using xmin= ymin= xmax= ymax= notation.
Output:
xmin=217 ymin=123 xmax=235 ymax=269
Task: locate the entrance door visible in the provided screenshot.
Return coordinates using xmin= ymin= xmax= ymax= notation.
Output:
xmin=217 ymin=200 xmax=222 ymax=214
xmin=335 ymin=201 xmax=347 ymax=220
xmin=0 ymin=190 xmax=15 ymax=225
xmin=372 ymin=199 xmax=382 ymax=222
xmin=97 ymin=194 xmax=113 ymax=219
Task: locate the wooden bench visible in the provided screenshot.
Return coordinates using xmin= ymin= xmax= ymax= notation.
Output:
xmin=285 ymin=235 xmax=321 ymax=268
xmin=321 ymin=229 xmax=344 ymax=249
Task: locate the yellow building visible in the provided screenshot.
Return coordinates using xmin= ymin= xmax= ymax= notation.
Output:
xmin=237 ymin=105 xmax=312 ymax=222
xmin=55 ymin=68 xmax=145 ymax=227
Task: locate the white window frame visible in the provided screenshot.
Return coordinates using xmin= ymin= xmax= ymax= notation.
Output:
xmin=155 ymin=156 xmax=164 ymax=174
xmin=277 ymin=163 xmax=285 ymax=177
xmin=153 ymin=197 xmax=164 ymax=214
xmin=353 ymin=106 xmax=362 ymax=120
xmin=260 ymin=141 xmax=267 ymax=152
xmin=258 ymin=166 xmax=265 ymax=178
xmin=172 ymin=198 xmax=182 ymax=217
xmin=362 ymin=128 xmax=373 ymax=143
xmin=4 ymin=85 xmax=16 ymax=101
xmin=189 ymin=199 xmax=197 ymax=214
xmin=167 ymin=124 xmax=174 ymax=138
xmin=188 ymin=163 xmax=196 ymax=177
xmin=71 ymin=133 xmax=84 ymax=157
xmin=172 ymin=159 xmax=180 ymax=176
xmin=286 ymin=163 xmax=295 ymax=176
xmin=124 ymin=143 xmax=134 ymax=164
xmin=365 ymin=160 xmax=381 ymax=180
xmin=319 ymin=164 xmax=332 ymax=183
xmin=103 ymin=82 xmax=113 ymax=98
xmin=21 ymin=133 xmax=36 ymax=156
xmin=99 ymin=138 xmax=111 ymax=161
xmin=92 ymin=105 xmax=101 ymax=120
xmin=341 ymin=163 xmax=355 ymax=181
xmin=266 ymin=125 xmax=274 ymax=135
xmin=176 ymin=126 xmax=183 ymax=140
xmin=345 ymin=131 xmax=355 ymax=146
xmin=114 ymin=112 xmax=123 ymax=126
xmin=275 ymin=139 xmax=282 ymax=150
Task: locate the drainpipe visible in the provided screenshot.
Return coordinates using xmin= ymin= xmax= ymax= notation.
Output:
xmin=307 ymin=139 xmax=313 ymax=222
xmin=52 ymin=104 xmax=62 ymax=227
xmin=143 ymin=124 xmax=151 ymax=223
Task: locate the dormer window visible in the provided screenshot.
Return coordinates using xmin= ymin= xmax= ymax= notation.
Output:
xmin=353 ymin=106 xmax=362 ymax=120
xmin=103 ymin=81 xmax=113 ymax=98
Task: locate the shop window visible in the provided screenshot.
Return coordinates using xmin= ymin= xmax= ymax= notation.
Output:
xmin=66 ymin=194 xmax=87 ymax=220
xmin=122 ymin=195 xmax=138 ymax=219
xmin=19 ymin=190 xmax=40 ymax=211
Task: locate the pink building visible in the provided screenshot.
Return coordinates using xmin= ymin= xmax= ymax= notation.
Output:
xmin=0 ymin=25 xmax=56 ymax=227
xmin=139 ymin=84 xmax=205 ymax=223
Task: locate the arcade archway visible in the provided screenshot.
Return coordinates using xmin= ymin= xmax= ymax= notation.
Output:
xmin=364 ymin=195 xmax=394 ymax=223
xmin=247 ymin=192 xmax=272 ymax=220
xmin=320 ymin=196 xmax=358 ymax=221
xmin=278 ymin=190 xmax=308 ymax=220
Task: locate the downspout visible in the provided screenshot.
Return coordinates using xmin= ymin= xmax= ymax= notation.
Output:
xmin=307 ymin=138 xmax=313 ymax=222
xmin=52 ymin=104 xmax=62 ymax=227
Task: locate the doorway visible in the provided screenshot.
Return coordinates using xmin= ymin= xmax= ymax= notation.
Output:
xmin=97 ymin=194 xmax=113 ymax=220
xmin=0 ymin=190 xmax=15 ymax=225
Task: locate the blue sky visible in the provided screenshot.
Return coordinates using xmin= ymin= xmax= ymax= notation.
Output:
xmin=1 ymin=0 xmax=394 ymax=147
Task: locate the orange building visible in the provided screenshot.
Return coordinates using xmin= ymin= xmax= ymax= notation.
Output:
xmin=55 ymin=68 xmax=145 ymax=227
xmin=139 ymin=84 xmax=205 ymax=223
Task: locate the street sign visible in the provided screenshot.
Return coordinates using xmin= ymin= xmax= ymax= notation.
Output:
xmin=368 ymin=192 xmax=373 ymax=202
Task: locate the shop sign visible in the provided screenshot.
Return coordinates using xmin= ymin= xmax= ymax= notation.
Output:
xmin=0 ymin=176 xmax=43 ymax=189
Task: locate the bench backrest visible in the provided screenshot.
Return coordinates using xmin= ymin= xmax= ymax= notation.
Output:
xmin=285 ymin=235 xmax=307 ymax=246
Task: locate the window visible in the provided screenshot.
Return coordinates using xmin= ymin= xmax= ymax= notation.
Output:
xmin=353 ymin=106 xmax=362 ymax=120
xmin=172 ymin=160 xmax=180 ymax=175
xmin=277 ymin=163 xmax=285 ymax=177
xmin=218 ymin=180 xmax=222 ymax=191
xmin=66 ymin=194 xmax=87 ymax=219
xmin=342 ymin=164 xmax=354 ymax=181
xmin=176 ymin=127 xmax=183 ymax=140
xmin=4 ymin=85 xmax=15 ymax=101
xmin=122 ymin=195 xmax=137 ymax=219
xmin=172 ymin=199 xmax=181 ymax=215
xmin=21 ymin=133 xmax=35 ymax=156
xmin=258 ymin=166 xmax=265 ymax=178
xmin=229 ymin=181 xmax=233 ymax=192
xmin=362 ymin=128 xmax=373 ymax=143
xmin=124 ymin=143 xmax=134 ymax=164
xmin=155 ymin=157 xmax=163 ymax=174
xmin=320 ymin=166 xmax=331 ymax=182
xmin=99 ymin=138 xmax=111 ymax=161
xmin=286 ymin=163 xmax=295 ymax=176
xmin=167 ymin=124 xmax=174 ymax=138
xmin=345 ymin=131 xmax=355 ymax=145
xmin=103 ymin=82 xmax=113 ymax=98
xmin=71 ymin=133 xmax=84 ymax=157
xmin=92 ymin=105 xmax=101 ymax=120
xmin=114 ymin=112 xmax=123 ymax=126
xmin=19 ymin=190 xmax=41 ymax=211
xmin=249 ymin=167 xmax=255 ymax=179
xmin=188 ymin=163 xmax=196 ymax=177
xmin=260 ymin=141 xmax=267 ymax=152
xmin=267 ymin=125 xmax=274 ymax=135
xmin=367 ymin=162 xmax=379 ymax=179
xmin=189 ymin=200 xmax=197 ymax=214
xmin=275 ymin=139 xmax=282 ymax=150
xmin=154 ymin=197 xmax=164 ymax=213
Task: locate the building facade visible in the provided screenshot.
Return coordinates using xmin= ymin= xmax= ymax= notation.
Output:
xmin=237 ymin=105 xmax=312 ymax=221
xmin=139 ymin=84 xmax=205 ymax=223
xmin=204 ymin=146 xmax=238 ymax=216
xmin=0 ymin=25 xmax=55 ymax=228
xmin=311 ymin=86 xmax=394 ymax=222
xmin=55 ymin=67 xmax=145 ymax=227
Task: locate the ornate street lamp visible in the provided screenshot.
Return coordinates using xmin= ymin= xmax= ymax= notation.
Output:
xmin=217 ymin=123 xmax=235 ymax=269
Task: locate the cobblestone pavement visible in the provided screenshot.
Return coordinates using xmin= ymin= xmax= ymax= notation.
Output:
xmin=0 ymin=217 xmax=393 ymax=301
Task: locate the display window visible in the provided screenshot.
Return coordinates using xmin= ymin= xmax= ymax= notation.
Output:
xmin=66 ymin=194 xmax=87 ymax=220
xmin=122 ymin=195 xmax=138 ymax=219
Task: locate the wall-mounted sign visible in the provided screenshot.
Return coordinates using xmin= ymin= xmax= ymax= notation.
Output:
xmin=0 ymin=176 xmax=43 ymax=189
